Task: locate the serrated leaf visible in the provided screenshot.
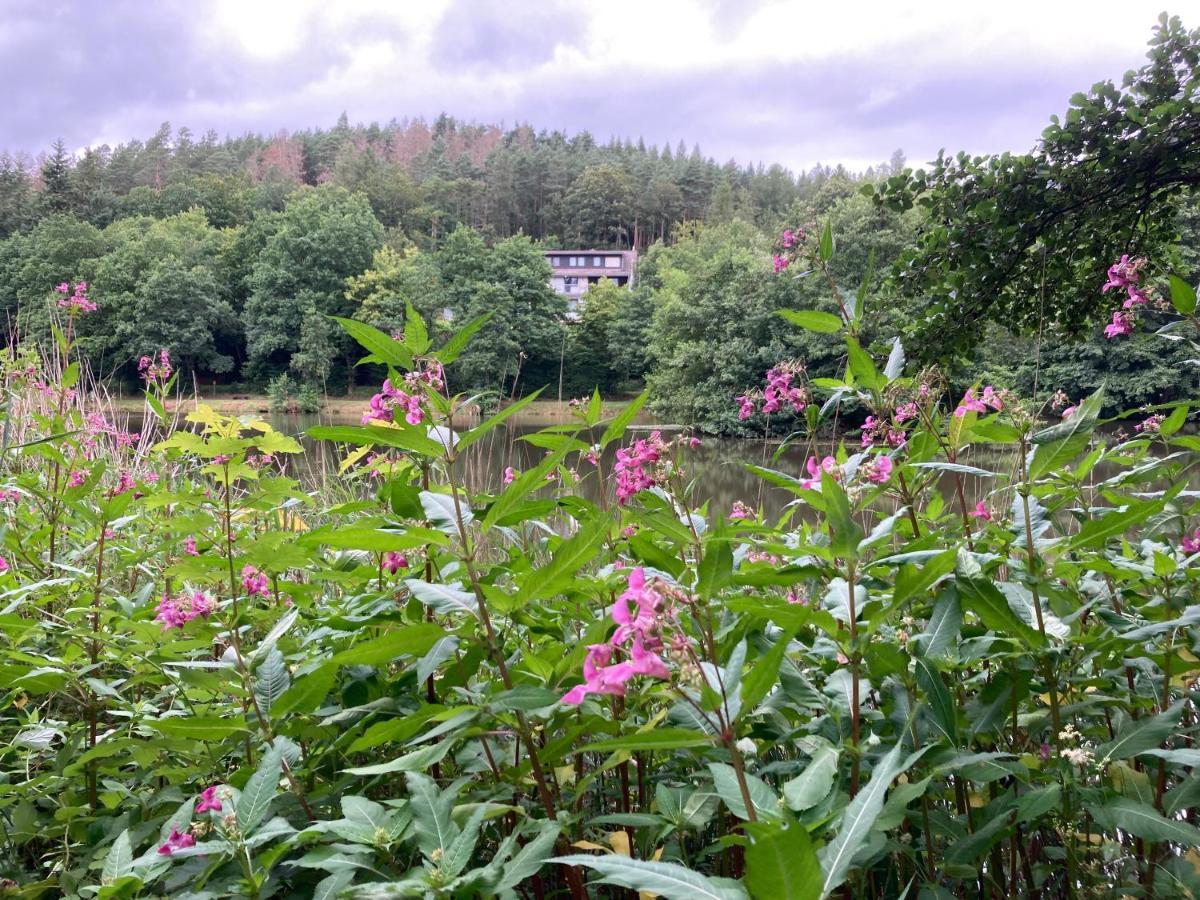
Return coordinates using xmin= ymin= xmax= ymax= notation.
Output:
xmin=404 ymin=579 xmax=478 ymax=616
xmin=708 ymin=763 xmax=781 ymax=821
xmin=783 ymin=745 xmax=839 ymax=812
xmin=237 ymin=742 xmax=284 ymax=835
xmin=553 ymin=854 xmax=748 ymax=900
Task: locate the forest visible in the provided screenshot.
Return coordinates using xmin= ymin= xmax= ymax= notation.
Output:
xmin=3 ymin=97 xmax=1195 ymax=432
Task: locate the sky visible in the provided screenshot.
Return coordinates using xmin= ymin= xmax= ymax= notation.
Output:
xmin=0 ymin=0 xmax=1178 ymax=173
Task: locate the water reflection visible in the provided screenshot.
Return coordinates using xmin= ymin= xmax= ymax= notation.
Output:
xmin=262 ymin=413 xmax=1037 ymax=521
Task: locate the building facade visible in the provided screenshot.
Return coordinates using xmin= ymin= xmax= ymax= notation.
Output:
xmin=544 ymin=250 xmax=635 ymax=317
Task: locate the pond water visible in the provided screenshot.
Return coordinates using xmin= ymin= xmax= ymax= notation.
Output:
xmin=258 ymin=412 xmax=1029 ymax=520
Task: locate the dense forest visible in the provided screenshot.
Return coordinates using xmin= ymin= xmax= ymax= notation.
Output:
xmin=0 ymin=100 xmax=1196 ymax=432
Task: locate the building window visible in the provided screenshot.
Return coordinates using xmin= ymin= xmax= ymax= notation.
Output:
xmin=604 ymin=256 xmax=621 ymax=268
xmin=593 ymin=255 xmax=602 ymax=267
xmin=553 ymin=256 xmax=563 ymax=267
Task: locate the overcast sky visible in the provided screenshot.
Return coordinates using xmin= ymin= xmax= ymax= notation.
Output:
xmin=0 ymin=0 xmax=1176 ymax=172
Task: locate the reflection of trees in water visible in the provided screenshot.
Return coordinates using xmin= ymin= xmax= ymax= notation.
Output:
xmin=268 ymin=415 xmax=1139 ymax=521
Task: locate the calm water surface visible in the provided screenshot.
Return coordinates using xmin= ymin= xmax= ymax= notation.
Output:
xmin=258 ymin=412 xmax=1036 ymax=520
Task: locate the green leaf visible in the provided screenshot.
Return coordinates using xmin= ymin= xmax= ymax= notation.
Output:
xmin=819 ymin=743 xmax=907 ymax=895
xmin=1089 ymin=798 xmax=1200 ymax=845
xmin=330 ymin=623 xmax=445 ymax=666
xmin=777 ymin=309 xmax=843 ymax=334
xmin=744 ymin=817 xmax=822 ymax=900
xmin=237 ymin=741 xmax=284 ymax=835
xmin=845 ymin=336 xmax=881 ymax=392
xmin=955 ymin=568 xmax=1044 ymax=647
xmin=1028 ymin=386 xmax=1104 ymax=479
xmin=891 ymin=550 xmax=957 ymax=608
xmin=404 ymin=579 xmax=478 ymax=616
xmin=481 ymin=443 xmax=571 ymax=530
xmin=1066 ymin=498 xmax=1165 ymax=550
xmin=553 ymin=854 xmax=748 ymax=900
xmin=578 ymin=729 xmax=714 ymax=754
xmin=520 ymin=515 xmax=609 ymax=601
xmin=822 ymin=473 xmax=862 ymax=560
xmin=600 ymin=390 xmax=649 ymax=448
xmin=144 ymin=716 xmax=248 ymax=740
xmin=915 ymin=658 xmax=957 ymax=745
xmin=740 ymin=629 xmax=794 ymax=714
xmin=1168 ymin=274 xmax=1197 ymax=316
xmin=253 ymin=648 xmax=291 ymax=720
xmin=916 ymin=591 xmax=961 ymax=659
xmin=406 ymin=771 xmax=458 ymax=858
xmin=498 ymin=822 xmax=561 ymax=891
xmin=883 ymin=337 xmax=905 ymax=382
xmin=343 ymin=738 xmax=454 ymax=776
xmin=307 ymin=423 xmax=444 ymax=458
xmin=818 ymin=219 xmax=834 ymax=262
xmin=403 ymin=300 xmax=430 ymax=353
xmin=435 ymin=312 xmax=494 ymax=365
xmin=783 ymin=745 xmax=839 ymax=812
xmin=1095 ymin=704 xmax=1183 ymax=764
xmin=102 ymin=830 xmax=133 ymax=883
xmin=697 ymin=538 xmax=733 ymax=600
xmin=708 ymin=763 xmax=782 ymax=821
xmin=332 ymin=316 xmax=414 ymax=369
xmin=457 ymin=387 xmax=544 ymax=452
xmin=273 ymin=664 xmax=337 ymax=717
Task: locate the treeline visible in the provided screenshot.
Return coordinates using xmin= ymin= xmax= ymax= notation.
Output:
xmin=0 ymin=115 xmax=894 ymax=248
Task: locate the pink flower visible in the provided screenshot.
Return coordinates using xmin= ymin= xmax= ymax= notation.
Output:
xmin=781 ymin=229 xmax=795 ymax=248
xmin=954 ymin=388 xmax=988 ymax=417
xmin=1102 ymin=255 xmax=1143 ymax=294
xmin=1124 ymin=287 xmax=1149 ymax=308
xmin=772 ymin=254 xmax=790 ymax=274
xmin=736 ymin=394 xmax=756 ymax=420
xmin=610 ymin=568 xmax=661 ymax=647
xmin=383 ymin=551 xmax=408 ymax=574
xmin=1135 ymin=414 xmax=1164 ymax=434
xmin=895 ymin=402 xmax=918 ymax=423
xmin=687 ymin=436 xmax=700 ymax=450
xmin=241 ymin=565 xmax=270 ymax=597
xmin=862 ymin=455 xmax=892 ymax=485
xmin=1039 ymin=742 xmax=1052 ymax=762
xmin=1061 ymin=405 xmax=1077 ymax=420
xmin=0 ymin=556 xmax=8 ymax=573
xmin=196 ymin=786 xmax=223 ymax=813
xmin=503 ymin=466 xmax=517 ymax=485
xmin=614 ymin=432 xmax=669 ymax=505
xmin=157 ymin=827 xmax=196 ymax=856
xmin=184 ymin=535 xmax=198 ymax=556
xmin=799 ymin=456 xmax=839 ymax=490
xmin=1104 ymin=310 xmax=1134 ymax=339
xmin=730 ymin=501 xmax=755 ymax=521
xmin=1182 ymin=530 xmax=1200 ymax=554
xmin=56 ymin=281 xmax=96 ymax=314
xmin=971 ymin=501 xmax=992 ymax=521
xmin=621 ymin=524 xmax=637 ymax=539
xmin=980 ymin=386 xmax=1004 ymax=412
xmin=67 ymin=470 xmax=86 ymax=488
xmin=155 ymin=591 xmax=214 ymax=629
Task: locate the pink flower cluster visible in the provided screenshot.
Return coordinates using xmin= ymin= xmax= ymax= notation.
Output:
xmin=860 ymin=415 xmax=906 ymax=448
xmin=562 ymin=567 xmax=671 ymax=705
xmin=1101 ymin=256 xmax=1149 ymax=339
xmin=860 ymin=455 xmax=893 ymax=485
xmin=1135 ymin=414 xmax=1164 ymax=434
xmin=773 ymin=254 xmax=790 ymax=274
xmin=614 ymin=431 xmax=670 ymax=504
xmin=158 ymin=828 xmax=195 ymax=856
xmin=1183 ymin=530 xmax=1200 ymax=554
xmin=954 ymin=386 xmax=1004 ymax=417
xmin=971 ymin=501 xmax=992 ymax=522
xmin=56 ymin=281 xmax=96 ymax=314
xmin=362 ymin=361 xmax=445 ymax=427
xmin=138 ymin=349 xmax=172 ymax=383
xmin=738 ymin=362 xmax=807 ymax=420
xmin=383 ymin=551 xmax=408 ymax=574
xmin=196 ymin=785 xmax=223 ymax=813
xmin=800 ymin=456 xmax=840 ymax=490
xmin=155 ymin=590 xmax=215 ymax=629
xmin=1103 ymin=255 xmax=1149 ymax=307
xmin=730 ymin=500 xmax=755 ymax=521
xmin=241 ymin=565 xmax=269 ymax=597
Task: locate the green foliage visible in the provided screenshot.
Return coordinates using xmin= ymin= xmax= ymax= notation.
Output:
xmin=4 ymin=278 xmax=1200 ymax=899
xmin=871 ymin=13 xmax=1200 ymax=359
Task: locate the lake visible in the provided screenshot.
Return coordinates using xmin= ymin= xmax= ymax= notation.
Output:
xmin=259 ymin=411 xmax=1027 ymax=520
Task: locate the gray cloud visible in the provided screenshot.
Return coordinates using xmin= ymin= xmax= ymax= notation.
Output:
xmin=0 ymin=0 xmax=1158 ymax=173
